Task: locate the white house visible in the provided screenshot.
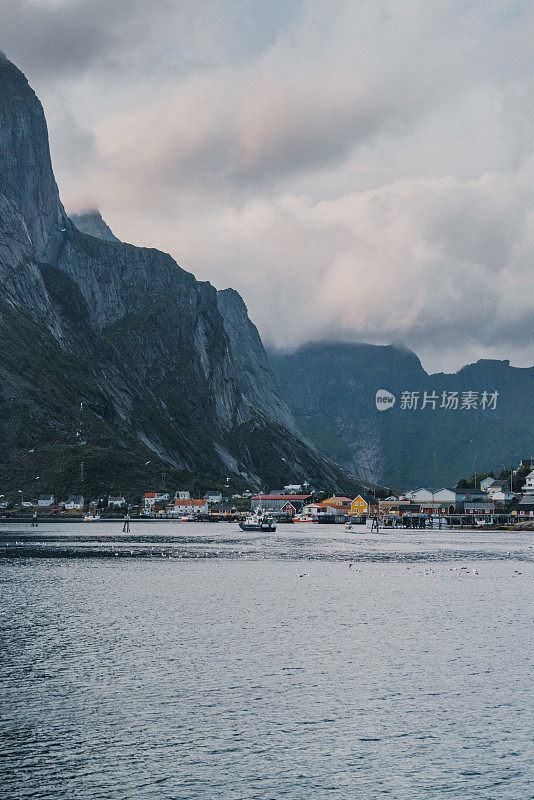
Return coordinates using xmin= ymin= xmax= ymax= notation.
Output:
xmin=38 ymin=494 xmax=55 ymax=507
xmin=480 ymin=477 xmax=496 ymax=492
xmin=302 ymin=502 xmax=336 ymax=518
xmin=144 ymin=491 xmax=169 ymax=509
xmin=433 ymin=488 xmax=469 ymax=503
xmin=108 ymin=496 xmax=126 ymax=508
xmin=489 ymin=490 xmax=516 ymax=503
xmin=521 ymin=470 xmax=534 ymax=495
xmin=173 ymin=499 xmax=208 ymax=515
xmin=487 ymin=480 xmax=512 ymax=499
xmin=405 ymin=488 xmax=434 ymax=502
xmin=204 ymin=491 xmax=223 ymax=504
xmin=175 ymin=490 xmax=190 ymax=500
xmin=65 ymin=495 xmax=84 ymax=510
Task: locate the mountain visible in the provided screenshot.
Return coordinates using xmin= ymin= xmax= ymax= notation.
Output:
xmin=216 ymin=288 xmax=304 ymax=440
xmin=71 ymin=210 xmax=119 ymax=242
xmin=0 ymin=53 xmax=362 ymax=499
xmin=269 ymin=342 xmax=534 ymax=489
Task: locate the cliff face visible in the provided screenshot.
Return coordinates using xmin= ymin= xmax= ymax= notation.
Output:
xmin=0 ymin=51 xmax=66 ymax=264
xmin=269 ymin=343 xmax=534 ymax=489
xmin=0 ymin=53 xmax=357 ymax=495
xmin=216 ymin=288 xmax=304 ymax=437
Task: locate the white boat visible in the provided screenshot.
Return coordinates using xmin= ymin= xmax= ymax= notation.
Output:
xmin=83 ymin=514 xmax=100 ymax=522
xmin=239 ymin=510 xmax=277 ymax=532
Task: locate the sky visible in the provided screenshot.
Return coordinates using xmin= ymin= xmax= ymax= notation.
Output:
xmin=2 ymin=0 xmax=534 ymax=372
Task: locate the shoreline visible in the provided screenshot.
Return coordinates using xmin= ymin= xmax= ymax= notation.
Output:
xmin=1 ymin=516 xmax=533 ymax=532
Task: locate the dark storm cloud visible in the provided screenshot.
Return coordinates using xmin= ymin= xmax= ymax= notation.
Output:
xmin=0 ymin=0 xmax=147 ymax=76
xmin=0 ymin=0 xmax=304 ymax=79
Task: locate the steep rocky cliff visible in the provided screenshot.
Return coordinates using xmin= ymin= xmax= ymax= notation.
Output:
xmin=0 ymin=52 xmax=66 ymax=266
xmin=0 ymin=53 xmax=359 ymax=497
xmin=216 ymin=288 xmax=304 ymax=439
xmin=269 ymin=343 xmax=534 ymax=489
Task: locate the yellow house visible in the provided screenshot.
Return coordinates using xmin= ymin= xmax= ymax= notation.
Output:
xmin=350 ymin=494 xmax=379 ymax=516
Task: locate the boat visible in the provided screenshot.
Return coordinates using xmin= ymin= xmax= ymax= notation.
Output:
xmin=292 ymin=515 xmax=318 ymax=523
xmin=239 ymin=510 xmax=277 ymax=532
xmin=83 ymin=514 xmax=100 ymax=521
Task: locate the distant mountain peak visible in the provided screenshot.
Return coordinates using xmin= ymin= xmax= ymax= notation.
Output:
xmin=70 ymin=210 xmax=120 ymax=242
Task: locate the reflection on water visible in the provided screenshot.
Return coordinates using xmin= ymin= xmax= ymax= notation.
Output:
xmin=1 ymin=523 xmax=533 ymax=799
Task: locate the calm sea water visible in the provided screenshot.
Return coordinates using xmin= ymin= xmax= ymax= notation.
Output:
xmin=1 ymin=521 xmax=533 ymax=800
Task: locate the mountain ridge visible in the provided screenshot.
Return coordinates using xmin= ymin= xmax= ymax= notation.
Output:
xmin=0 ymin=54 xmax=367 ymax=498
xmin=269 ymin=342 xmax=533 ymax=489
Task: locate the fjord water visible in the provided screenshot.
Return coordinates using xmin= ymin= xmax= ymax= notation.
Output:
xmin=1 ymin=523 xmax=533 ymax=800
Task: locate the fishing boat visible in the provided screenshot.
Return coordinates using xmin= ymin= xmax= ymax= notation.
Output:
xmin=83 ymin=514 xmax=100 ymax=522
xmin=239 ymin=510 xmax=277 ymax=532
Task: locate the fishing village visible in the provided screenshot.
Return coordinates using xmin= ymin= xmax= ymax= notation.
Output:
xmin=3 ymin=459 xmax=534 ymax=531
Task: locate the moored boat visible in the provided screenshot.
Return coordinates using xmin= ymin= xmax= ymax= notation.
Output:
xmin=239 ymin=510 xmax=277 ymax=532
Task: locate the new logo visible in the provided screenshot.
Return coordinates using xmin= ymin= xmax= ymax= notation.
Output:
xmin=375 ymin=389 xmax=396 ymax=411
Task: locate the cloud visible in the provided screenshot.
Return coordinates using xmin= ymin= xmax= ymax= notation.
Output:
xmin=0 ymin=0 xmax=171 ymax=77
xmin=135 ymin=171 xmax=533 ymax=371
xmin=2 ymin=0 xmax=534 ymax=371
